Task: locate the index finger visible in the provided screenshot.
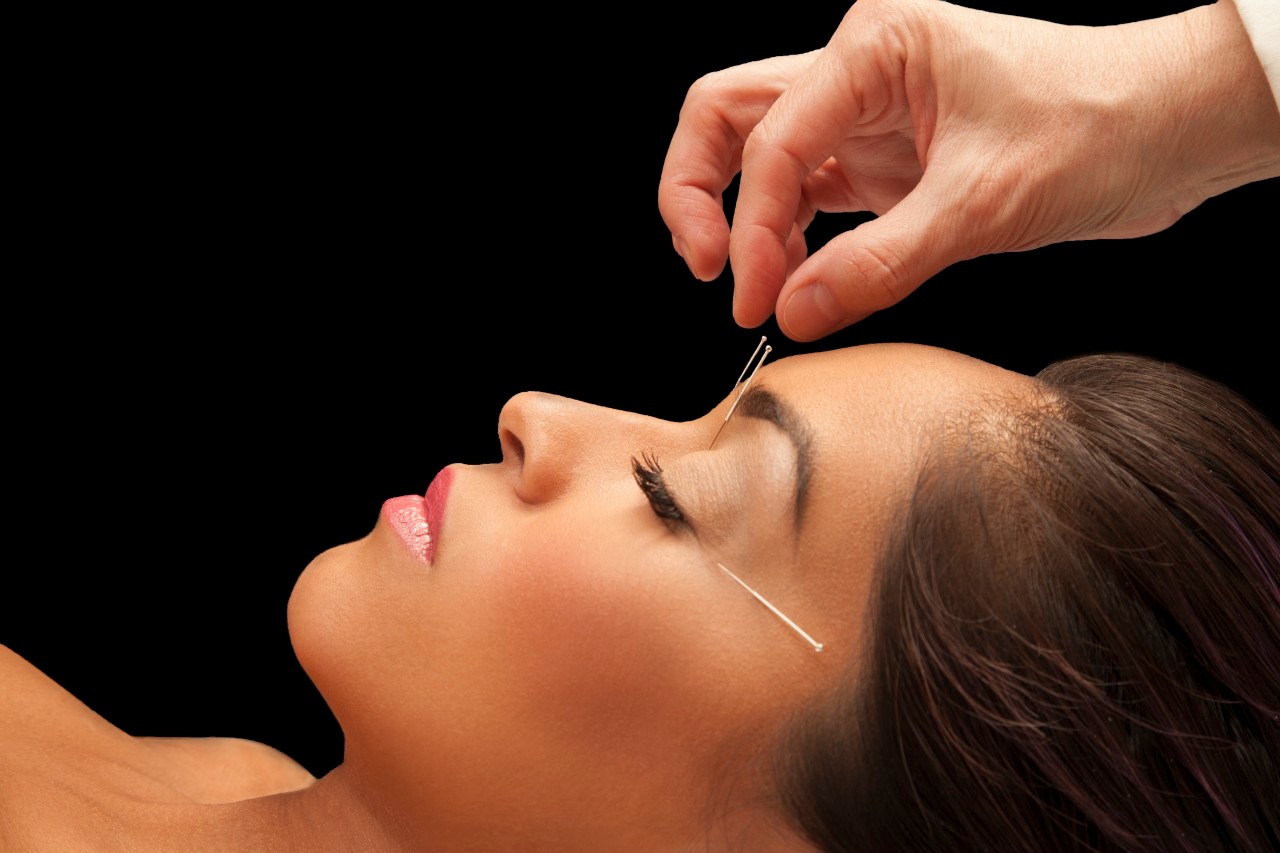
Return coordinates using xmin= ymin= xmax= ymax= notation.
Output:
xmin=730 ymin=15 xmax=906 ymax=327
xmin=659 ymin=54 xmax=819 ymax=283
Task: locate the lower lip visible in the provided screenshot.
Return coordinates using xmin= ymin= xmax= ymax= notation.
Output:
xmin=383 ymin=467 xmax=454 ymax=566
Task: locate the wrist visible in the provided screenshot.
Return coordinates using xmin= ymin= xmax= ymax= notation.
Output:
xmin=1231 ymin=0 xmax=1280 ymax=111
xmin=1130 ymin=2 xmax=1280 ymax=200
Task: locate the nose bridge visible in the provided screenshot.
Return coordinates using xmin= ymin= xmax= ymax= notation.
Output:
xmin=497 ymin=391 xmax=676 ymax=503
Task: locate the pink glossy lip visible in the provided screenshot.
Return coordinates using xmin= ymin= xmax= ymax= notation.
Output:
xmin=382 ymin=466 xmax=454 ymax=566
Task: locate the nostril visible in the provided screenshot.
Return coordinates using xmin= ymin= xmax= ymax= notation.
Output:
xmin=497 ymin=391 xmax=579 ymax=504
xmin=500 ymin=427 xmax=525 ymax=467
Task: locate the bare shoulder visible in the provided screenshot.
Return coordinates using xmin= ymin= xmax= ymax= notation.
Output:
xmin=1 ymin=645 xmax=316 ymax=805
xmin=0 ymin=643 xmax=41 ymax=682
xmin=135 ymin=735 xmax=317 ymax=803
xmin=0 ymin=643 xmax=86 ymax=724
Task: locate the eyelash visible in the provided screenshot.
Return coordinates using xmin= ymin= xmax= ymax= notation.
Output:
xmin=631 ymin=452 xmax=690 ymax=532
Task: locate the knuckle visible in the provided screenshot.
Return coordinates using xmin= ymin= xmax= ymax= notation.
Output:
xmin=966 ymin=166 xmax=1017 ymax=222
xmin=684 ymin=69 xmax=732 ymax=107
xmin=962 ymin=161 xmax=1036 ymax=252
xmin=844 ymin=241 xmax=912 ymax=309
xmin=741 ymin=123 xmax=803 ymax=178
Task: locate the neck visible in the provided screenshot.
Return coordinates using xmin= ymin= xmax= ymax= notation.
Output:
xmin=124 ymin=770 xmax=696 ymax=852
xmin=74 ymin=755 xmax=809 ymax=853
xmin=107 ymin=764 xmax=399 ymax=852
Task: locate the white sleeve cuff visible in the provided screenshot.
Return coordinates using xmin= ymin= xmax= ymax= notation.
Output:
xmin=1232 ymin=0 xmax=1280 ymax=111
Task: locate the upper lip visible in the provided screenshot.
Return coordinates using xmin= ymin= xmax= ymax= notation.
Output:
xmin=424 ymin=465 xmax=455 ymax=562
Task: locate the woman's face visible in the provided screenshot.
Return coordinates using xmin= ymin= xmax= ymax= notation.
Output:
xmin=287 ymin=343 xmax=1035 ymax=846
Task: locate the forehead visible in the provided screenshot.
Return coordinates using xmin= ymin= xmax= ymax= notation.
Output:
xmin=746 ymin=344 xmax=1035 ymax=645
xmin=757 ymin=343 xmax=1032 ymax=425
xmin=755 ymin=343 xmax=1036 ymax=491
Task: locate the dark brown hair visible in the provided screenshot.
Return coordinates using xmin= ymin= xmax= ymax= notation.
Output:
xmin=779 ymin=354 xmax=1280 ymax=851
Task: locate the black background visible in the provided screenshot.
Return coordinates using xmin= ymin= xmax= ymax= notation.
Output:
xmin=5 ymin=1 xmax=1276 ymax=778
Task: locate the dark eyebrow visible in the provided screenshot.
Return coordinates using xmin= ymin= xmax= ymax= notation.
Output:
xmin=735 ymin=384 xmax=813 ymax=530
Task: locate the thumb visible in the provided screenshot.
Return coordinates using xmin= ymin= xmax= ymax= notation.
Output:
xmin=776 ymin=188 xmax=969 ymax=341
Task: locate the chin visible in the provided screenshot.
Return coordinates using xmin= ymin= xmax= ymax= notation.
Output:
xmin=286 ymin=540 xmax=372 ymax=733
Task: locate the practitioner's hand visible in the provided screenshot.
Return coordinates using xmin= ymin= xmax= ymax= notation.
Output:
xmin=658 ymin=0 xmax=1280 ymax=340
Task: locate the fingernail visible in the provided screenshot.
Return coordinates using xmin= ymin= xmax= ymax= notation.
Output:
xmin=674 ymin=235 xmax=695 ymax=277
xmin=783 ymin=283 xmax=844 ymax=340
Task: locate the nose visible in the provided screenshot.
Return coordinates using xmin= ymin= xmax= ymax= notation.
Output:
xmin=497 ymin=391 xmax=677 ymax=504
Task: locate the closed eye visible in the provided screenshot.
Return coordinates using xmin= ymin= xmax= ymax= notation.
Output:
xmin=631 ymin=452 xmax=691 ymax=533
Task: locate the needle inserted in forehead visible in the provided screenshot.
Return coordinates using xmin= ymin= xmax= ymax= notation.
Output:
xmin=709 ymin=336 xmax=772 ymax=449
xmin=728 ymin=335 xmax=768 ymax=395
xmin=718 ymin=562 xmax=824 ymax=652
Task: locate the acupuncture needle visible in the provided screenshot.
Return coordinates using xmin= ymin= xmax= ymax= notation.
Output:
xmin=710 ymin=336 xmax=771 ymax=449
xmin=718 ymin=562 xmax=824 ymax=652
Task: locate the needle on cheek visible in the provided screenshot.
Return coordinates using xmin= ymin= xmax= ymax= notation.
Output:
xmin=717 ymin=562 xmax=824 ymax=653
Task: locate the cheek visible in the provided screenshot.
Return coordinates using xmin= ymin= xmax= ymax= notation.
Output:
xmin=456 ymin=511 xmax=814 ymax=774
xmin=454 ymin=517 xmax=711 ymax=743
